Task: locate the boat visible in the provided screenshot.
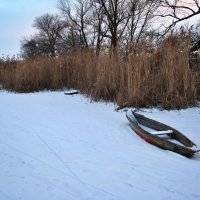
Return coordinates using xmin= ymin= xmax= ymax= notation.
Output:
xmin=126 ymin=111 xmax=199 ymax=158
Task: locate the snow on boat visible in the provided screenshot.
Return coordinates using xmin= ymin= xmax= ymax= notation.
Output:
xmin=126 ymin=111 xmax=200 ymax=158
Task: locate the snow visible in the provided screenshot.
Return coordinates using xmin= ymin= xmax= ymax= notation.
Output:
xmin=0 ymin=91 xmax=200 ymax=200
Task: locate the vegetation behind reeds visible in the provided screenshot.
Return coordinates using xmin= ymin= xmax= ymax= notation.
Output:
xmin=0 ymin=35 xmax=199 ymax=109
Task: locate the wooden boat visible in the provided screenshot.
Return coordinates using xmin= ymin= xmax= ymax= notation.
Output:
xmin=126 ymin=111 xmax=199 ymax=158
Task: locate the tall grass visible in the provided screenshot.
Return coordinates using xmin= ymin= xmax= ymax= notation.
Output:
xmin=0 ymin=34 xmax=199 ymax=109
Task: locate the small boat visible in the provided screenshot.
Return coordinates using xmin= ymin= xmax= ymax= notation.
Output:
xmin=126 ymin=111 xmax=199 ymax=158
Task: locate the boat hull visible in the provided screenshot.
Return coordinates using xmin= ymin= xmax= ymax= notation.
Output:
xmin=126 ymin=112 xmax=198 ymax=158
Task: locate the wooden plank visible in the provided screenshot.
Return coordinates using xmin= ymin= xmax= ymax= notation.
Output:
xmin=149 ymin=130 xmax=173 ymax=135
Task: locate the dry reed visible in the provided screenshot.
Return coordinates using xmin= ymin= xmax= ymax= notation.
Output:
xmin=0 ymin=34 xmax=199 ymax=109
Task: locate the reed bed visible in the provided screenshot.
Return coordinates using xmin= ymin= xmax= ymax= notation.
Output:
xmin=0 ymin=35 xmax=199 ymax=109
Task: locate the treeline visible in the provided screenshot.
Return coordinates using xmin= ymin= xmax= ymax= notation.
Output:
xmin=21 ymin=0 xmax=200 ymax=58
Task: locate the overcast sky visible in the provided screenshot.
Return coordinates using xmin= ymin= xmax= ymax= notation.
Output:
xmin=0 ymin=0 xmax=58 ymax=56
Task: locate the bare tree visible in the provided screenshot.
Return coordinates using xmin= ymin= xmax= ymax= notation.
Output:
xmin=58 ymin=0 xmax=92 ymax=48
xmin=90 ymin=1 xmax=109 ymax=54
xmin=157 ymin=0 xmax=200 ymax=35
xmin=93 ymin=0 xmax=131 ymax=49
xmin=154 ymin=0 xmax=200 ymax=53
xmin=91 ymin=0 xmax=160 ymax=54
xmin=58 ymin=25 xmax=82 ymax=51
xmin=126 ymin=0 xmax=160 ymax=45
xmin=21 ymin=37 xmax=41 ymax=59
xmin=33 ymin=13 xmax=66 ymax=57
xmin=21 ymin=33 xmax=57 ymax=58
xmin=57 ymin=0 xmax=161 ymax=55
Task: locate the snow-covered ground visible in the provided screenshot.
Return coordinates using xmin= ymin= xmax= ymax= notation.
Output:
xmin=0 ymin=91 xmax=200 ymax=200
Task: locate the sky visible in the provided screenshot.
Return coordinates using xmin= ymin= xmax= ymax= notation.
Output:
xmin=0 ymin=0 xmax=199 ymax=57
xmin=0 ymin=0 xmax=58 ymax=56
